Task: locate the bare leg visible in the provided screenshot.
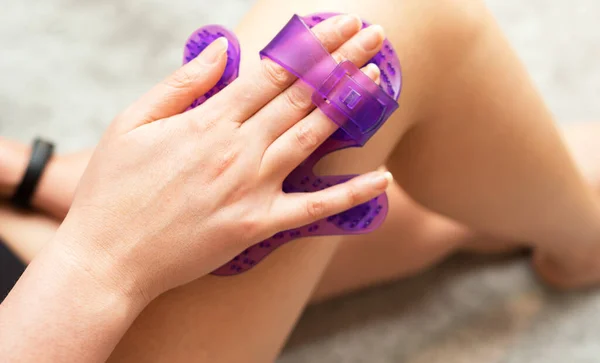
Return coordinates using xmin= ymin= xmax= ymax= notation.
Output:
xmin=3 ymin=0 xmax=600 ymax=360
xmin=314 ymin=122 xmax=600 ymax=301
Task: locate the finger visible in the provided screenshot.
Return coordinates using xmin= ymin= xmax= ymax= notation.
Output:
xmin=244 ymin=24 xmax=385 ymax=146
xmin=117 ymin=38 xmax=228 ymax=131
xmin=261 ymin=64 xmax=380 ymax=178
xmin=271 ymin=171 xmax=393 ymax=230
xmin=189 ymin=14 xmax=362 ymax=124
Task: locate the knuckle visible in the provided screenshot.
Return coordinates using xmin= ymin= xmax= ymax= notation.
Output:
xmin=238 ymin=212 xmax=264 ymax=238
xmin=311 ymin=14 xmax=359 ymax=50
xmin=261 ymin=60 xmax=292 ymax=89
xmin=331 ymin=51 xmax=348 ymax=64
xmin=306 ymin=198 xmax=326 ymax=220
xmin=185 ymin=115 xmax=218 ymax=135
xmin=294 ymin=122 xmax=319 ymax=151
xmin=344 ymin=185 xmax=360 ymax=207
xmin=166 ymin=66 xmax=197 ymax=90
xmin=313 ymin=30 xmax=338 ymax=52
xmin=282 ymin=86 xmax=312 ymax=112
xmin=109 ymin=109 xmax=136 ymax=134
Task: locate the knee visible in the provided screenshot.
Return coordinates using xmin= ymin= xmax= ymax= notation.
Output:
xmin=416 ymin=0 xmax=490 ymax=61
xmin=384 ymin=0 xmax=492 ymax=119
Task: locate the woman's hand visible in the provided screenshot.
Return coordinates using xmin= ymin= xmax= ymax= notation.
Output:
xmin=55 ymin=15 xmax=391 ymax=304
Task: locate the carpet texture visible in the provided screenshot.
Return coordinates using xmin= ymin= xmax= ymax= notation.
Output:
xmin=2 ymin=1 xmax=600 ymax=362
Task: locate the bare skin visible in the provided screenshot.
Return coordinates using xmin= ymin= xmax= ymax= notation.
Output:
xmin=2 ymin=0 xmax=600 ymax=361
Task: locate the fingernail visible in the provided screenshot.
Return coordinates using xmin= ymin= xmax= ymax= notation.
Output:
xmin=335 ymin=14 xmax=362 ymax=38
xmin=357 ymin=24 xmax=385 ymax=51
xmin=364 ymin=63 xmax=381 ymax=81
xmin=367 ymin=171 xmax=394 ymax=190
xmin=374 ymin=71 xmax=381 ymax=85
xmin=196 ymin=37 xmax=228 ymax=65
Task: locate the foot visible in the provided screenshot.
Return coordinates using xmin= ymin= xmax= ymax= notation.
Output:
xmin=462 ymin=122 xmax=600 ymax=289
xmin=532 ymin=249 xmax=600 ymax=290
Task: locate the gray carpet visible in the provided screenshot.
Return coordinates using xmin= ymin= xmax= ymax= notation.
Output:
xmin=2 ymin=1 xmax=600 ymax=362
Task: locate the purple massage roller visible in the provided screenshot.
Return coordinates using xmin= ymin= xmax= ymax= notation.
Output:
xmin=183 ymin=13 xmax=402 ymax=275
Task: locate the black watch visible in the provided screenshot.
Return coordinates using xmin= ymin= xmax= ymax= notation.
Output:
xmin=10 ymin=138 xmax=55 ymax=209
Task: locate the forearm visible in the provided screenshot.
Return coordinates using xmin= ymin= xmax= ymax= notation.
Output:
xmin=0 ymin=228 xmax=144 ymax=362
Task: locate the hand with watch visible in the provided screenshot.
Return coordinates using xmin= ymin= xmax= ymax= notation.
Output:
xmin=0 ymin=14 xmax=398 ymax=362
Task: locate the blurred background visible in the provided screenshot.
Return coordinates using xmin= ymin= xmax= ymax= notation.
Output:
xmin=1 ymin=0 xmax=600 ymax=362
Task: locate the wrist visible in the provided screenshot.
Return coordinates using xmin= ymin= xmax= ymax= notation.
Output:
xmin=50 ymin=221 xmax=153 ymax=313
xmin=0 ymin=138 xmax=29 ymax=198
xmin=0 ymin=230 xmax=147 ymax=362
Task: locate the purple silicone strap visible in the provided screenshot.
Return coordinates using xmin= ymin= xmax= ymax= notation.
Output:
xmin=183 ymin=13 xmax=402 ymax=275
xmin=260 ymin=15 xmax=398 ymax=146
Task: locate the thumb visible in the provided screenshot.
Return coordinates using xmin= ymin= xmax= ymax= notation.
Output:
xmin=115 ymin=37 xmax=229 ymax=132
